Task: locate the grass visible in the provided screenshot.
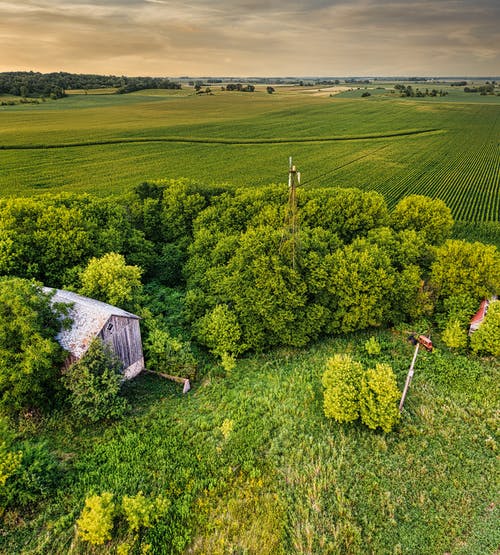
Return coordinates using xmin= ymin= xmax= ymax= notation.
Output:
xmin=0 ymin=88 xmax=499 ymax=223
xmin=1 ymin=330 xmax=498 ymax=554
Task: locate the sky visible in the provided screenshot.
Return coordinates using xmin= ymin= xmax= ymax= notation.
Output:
xmin=0 ymin=0 xmax=499 ymax=77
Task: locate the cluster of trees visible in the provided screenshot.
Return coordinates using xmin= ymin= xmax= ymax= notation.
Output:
xmin=0 ymin=71 xmax=181 ymax=98
xmin=464 ymin=84 xmax=496 ymax=95
xmin=394 ymin=84 xmax=448 ymax=97
xmin=223 ymin=83 xmax=255 ymax=92
xmin=0 ymin=182 xmax=498 ymax=412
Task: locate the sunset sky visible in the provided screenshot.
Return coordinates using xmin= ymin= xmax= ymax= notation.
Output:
xmin=1 ymin=0 xmax=499 ymax=77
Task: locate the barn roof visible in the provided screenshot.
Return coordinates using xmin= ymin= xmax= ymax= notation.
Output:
xmin=44 ymin=288 xmax=139 ymax=359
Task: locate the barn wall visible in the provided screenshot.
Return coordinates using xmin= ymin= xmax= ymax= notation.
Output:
xmin=99 ymin=316 xmax=144 ymax=379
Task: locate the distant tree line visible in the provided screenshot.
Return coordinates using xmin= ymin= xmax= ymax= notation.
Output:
xmin=464 ymin=84 xmax=495 ymax=95
xmin=394 ymin=84 xmax=448 ymax=97
xmin=222 ymin=83 xmax=255 ymax=92
xmin=0 ymin=71 xmax=181 ymax=98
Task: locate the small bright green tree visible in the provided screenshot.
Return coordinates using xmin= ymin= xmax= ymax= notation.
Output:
xmin=195 ymin=304 xmax=244 ymax=371
xmin=79 ymin=252 xmax=142 ymax=309
xmin=77 ymin=492 xmax=116 ymax=545
xmin=359 ymin=364 xmax=400 ymax=432
xmin=322 ymin=354 xmax=364 ymax=423
xmin=63 ymin=338 xmax=127 ymax=421
xmin=470 ymin=301 xmax=500 ymax=357
xmin=442 ymin=318 xmax=468 ymax=350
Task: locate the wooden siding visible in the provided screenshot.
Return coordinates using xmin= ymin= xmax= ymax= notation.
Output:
xmin=99 ymin=315 xmax=143 ymax=370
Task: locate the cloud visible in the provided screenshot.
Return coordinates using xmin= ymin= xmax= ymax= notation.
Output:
xmin=0 ymin=0 xmax=498 ymax=75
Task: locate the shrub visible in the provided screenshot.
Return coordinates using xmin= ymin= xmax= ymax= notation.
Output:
xmin=77 ymin=492 xmax=116 ymax=545
xmin=194 ymin=304 xmax=244 ymax=369
xmin=2 ymin=440 xmax=60 ymax=509
xmin=365 ymin=336 xmax=382 ymax=355
xmin=441 ymin=318 xmax=468 ymax=350
xmin=63 ymin=338 xmax=127 ymax=422
xmin=144 ymin=324 xmax=197 ymax=379
xmin=470 ymin=301 xmax=500 ymax=356
xmin=122 ymin=492 xmax=170 ymax=533
xmin=359 ymin=364 xmax=401 ymax=432
xmin=322 ymin=354 xmax=364 ymax=423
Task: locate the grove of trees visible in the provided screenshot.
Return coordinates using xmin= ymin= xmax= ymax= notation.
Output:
xmin=0 ymin=181 xmax=498 ymax=415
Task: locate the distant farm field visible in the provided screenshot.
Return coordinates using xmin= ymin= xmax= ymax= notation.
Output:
xmin=0 ymin=87 xmax=499 ymax=222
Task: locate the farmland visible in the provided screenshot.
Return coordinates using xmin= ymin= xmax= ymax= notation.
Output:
xmin=1 ymin=85 xmax=499 ymax=223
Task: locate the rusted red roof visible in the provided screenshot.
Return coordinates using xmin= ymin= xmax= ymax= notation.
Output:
xmin=470 ymin=299 xmax=489 ymax=328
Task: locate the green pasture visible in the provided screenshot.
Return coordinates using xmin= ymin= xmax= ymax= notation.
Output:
xmin=1 ymin=331 xmax=497 ymax=554
xmin=0 ymin=88 xmax=499 ymax=221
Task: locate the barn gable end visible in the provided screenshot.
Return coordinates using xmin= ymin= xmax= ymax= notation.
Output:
xmin=44 ymin=288 xmax=144 ymax=379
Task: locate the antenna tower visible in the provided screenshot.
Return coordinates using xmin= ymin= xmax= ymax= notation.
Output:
xmin=281 ymin=157 xmax=301 ymax=269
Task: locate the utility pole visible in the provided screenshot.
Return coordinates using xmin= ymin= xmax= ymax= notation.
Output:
xmin=281 ymin=157 xmax=301 ymax=269
xmin=399 ymin=333 xmax=433 ymax=411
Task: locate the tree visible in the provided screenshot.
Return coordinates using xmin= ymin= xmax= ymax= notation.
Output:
xmin=325 ymin=239 xmax=395 ymax=333
xmin=0 ymin=278 xmax=66 ymax=414
xmin=470 ymin=301 xmax=500 ymax=356
xmin=430 ymin=240 xmax=500 ymax=304
xmin=63 ymin=338 xmax=127 ymax=421
xmin=79 ymin=252 xmax=142 ymax=309
xmin=266 ymin=86 xmax=275 ymax=94
xmin=390 ymin=195 xmax=453 ymax=245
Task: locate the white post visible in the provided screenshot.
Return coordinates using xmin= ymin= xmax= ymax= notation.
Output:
xmin=399 ymin=343 xmax=419 ymax=411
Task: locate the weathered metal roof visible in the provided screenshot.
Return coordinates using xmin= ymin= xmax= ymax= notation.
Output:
xmin=44 ymin=288 xmax=139 ymax=359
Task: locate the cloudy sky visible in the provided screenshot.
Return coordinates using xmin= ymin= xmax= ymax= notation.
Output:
xmin=0 ymin=0 xmax=498 ymax=76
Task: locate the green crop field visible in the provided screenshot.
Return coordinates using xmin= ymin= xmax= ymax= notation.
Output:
xmin=0 ymin=86 xmax=499 ymax=222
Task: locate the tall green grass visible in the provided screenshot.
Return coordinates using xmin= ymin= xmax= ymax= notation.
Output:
xmin=1 ymin=331 xmax=497 ymax=554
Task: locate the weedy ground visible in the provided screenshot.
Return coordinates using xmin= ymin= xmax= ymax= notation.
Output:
xmin=1 ymin=330 xmax=497 ymax=554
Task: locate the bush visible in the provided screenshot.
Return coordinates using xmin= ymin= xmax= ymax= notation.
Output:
xmin=77 ymin=492 xmax=116 ymax=545
xmin=359 ymin=364 xmax=401 ymax=432
xmin=2 ymin=440 xmax=60 ymax=509
xmin=470 ymin=301 xmax=500 ymax=356
xmin=194 ymin=304 xmax=244 ymax=370
xmin=122 ymin=492 xmax=170 ymax=532
xmin=441 ymin=318 xmax=468 ymax=350
xmin=63 ymin=338 xmax=128 ymax=421
xmin=365 ymin=336 xmax=381 ymax=355
xmin=322 ymin=354 xmax=364 ymax=423
xmin=144 ymin=324 xmax=197 ymax=379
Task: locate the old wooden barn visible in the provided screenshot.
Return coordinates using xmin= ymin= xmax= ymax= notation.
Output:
xmin=45 ymin=288 xmax=144 ymax=379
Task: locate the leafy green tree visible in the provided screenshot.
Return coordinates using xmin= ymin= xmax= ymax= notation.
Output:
xmin=430 ymin=240 xmax=500 ymax=304
xmin=79 ymin=252 xmax=142 ymax=309
xmin=359 ymin=363 xmax=400 ymax=432
xmin=77 ymin=492 xmax=116 ymax=545
xmin=470 ymin=301 xmax=500 ymax=356
xmin=390 ymin=195 xmax=453 ymax=245
xmin=325 ymin=239 xmax=395 ymax=333
xmin=322 ymin=354 xmax=364 ymax=423
xmin=0 ymin=278 xmax=66 ymax=414
xmin=194 ymin=304 xmax=244 ymax=371
xmin=63 ymin=338 xmax=127 ymax=422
